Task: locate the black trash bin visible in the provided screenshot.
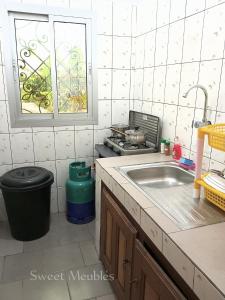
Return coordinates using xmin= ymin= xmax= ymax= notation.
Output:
xmin=0 ymin=166 xmax=54 ymax=241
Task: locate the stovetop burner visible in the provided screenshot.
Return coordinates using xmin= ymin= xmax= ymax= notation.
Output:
xmin=104 ymin=136 xmax=157 ymax=155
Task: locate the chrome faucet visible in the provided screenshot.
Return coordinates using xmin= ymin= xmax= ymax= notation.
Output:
xmin=183 ymin=84 xmax=211 ymax=128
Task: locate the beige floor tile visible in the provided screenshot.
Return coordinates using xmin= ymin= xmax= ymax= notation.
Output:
xmin=23 ymin=230 xmax=60 ymax=253
xmin=3 ymin=250 xmax=44 ymax=282
xmin=3 ymin=242 xmax=84 ymax=282
xmin=80 ymin=241 xmax=99 ymax=265
xmin=0 ymin=281 xmax=23 ymax=300
xmin=41 ymin=243 xmax=85 ymax=273
xmin=67 ymin=263 xmax=113 ymax=300
xmin=23 ymin=274 xmax=70 ymax=300
xmin=0 ymin=221 xmax=23 ymax=256
xmin=56 ymin=223 xmax=92 ymax=245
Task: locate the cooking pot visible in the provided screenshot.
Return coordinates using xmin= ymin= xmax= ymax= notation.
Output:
xmin=111 ymin=124 xmax=129 ymax=138
xmin=125 ymin=129 xmax=146 ymax=145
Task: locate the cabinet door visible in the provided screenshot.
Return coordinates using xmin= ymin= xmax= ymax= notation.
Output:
xmin=100 ymin=186 xmax=137 ymax=300
xmin=100 ymin=187 xmax=115 ymax=275
xmin=131 ymin=240 xmax=185 ymax=300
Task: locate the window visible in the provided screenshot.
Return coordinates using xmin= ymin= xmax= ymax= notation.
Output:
xmin=3 ymin=5 xmax=97 ymax=127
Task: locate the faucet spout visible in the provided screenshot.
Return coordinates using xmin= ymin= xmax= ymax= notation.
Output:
xmin=183 ymin=84 xmax=209 ymax=126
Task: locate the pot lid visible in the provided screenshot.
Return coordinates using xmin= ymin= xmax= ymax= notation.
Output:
xmin=1 ymin=166 xmax=51 ymax=188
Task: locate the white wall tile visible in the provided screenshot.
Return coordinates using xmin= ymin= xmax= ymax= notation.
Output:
xmin=133 ymin=69 xmax=143 ymax=100
xmin=112 ymin=70 xmax=130 ymax=99
xmin=186 ymin=0 xmax=205 ymax=16
xmin=142 ymin=100 xmax=152 ymax=114
xmin=201 ymin=5 xmax=225 ymax=60
xmin=155 ymin=26 xmax=169 ymax=66
xmin=133 ymin=100 xmax=142 ymax=112
xmin=113 ymin=1 xmax=132 ymax=36
xmin=33 ymin=132 xmax=55 ymax=162
xmin=136 ymin=0 xmax=157 ymax=34
xmin=167 ymin=20 xmax=185 ymax=64
xmin=162 ymin=104 xmax=178 ymax=140
xmin=75 ymin=129 xmax=94 ymax=158
xmin=113 ymin=37 xmax=131 ymax=69
xmin=157 ymin=0 xmax=171 ymax=28
xmin=206 ymin=0 xmax=225 ymax=8
xmin=0 ymin=134 xmax=11 ymax=165
xmin=69 ymin=0 xmax=92 ymax=10
xmin=57 ymin=187 xmax=66 ymax=212
xmin=97 ymin=35 xmax=112 ymax=69
xmin=94 ymin=100 xmax=111 ymax=129
xmin=55 ymin=131 xmax=75 ymax=160
xmin=111 ymin=100 xmax=129 ymax=124
xmin=143 ymin=68 xmax=154 ymax=101
xmin=179 ymin=62 xmax=200 ymax=107
xmin=151 ymin=102 xmax=164 ymax=119
xmin=197 ymin=60 xmax=222 ymax=110
xmin=93 ymin=0 xmax=112 ymax=35
xmin=182 ymin=12 xmax=204 ymax=62
xmin=0 ymin=66 xmax=6 ymax=100
xmin=97 ymin=69 xmax=112 ymax=100
xmin=153 ymin=65 xmax=166 ymax=102
xmin=134 ymin=35 xmax=145 ymax=69
xmin=170 ymin=0 xmax=187 ymax=22
xmin=56 ymin=159 xmax=74 ymax=187
xmin=144 ymin=31 xmax=156 ymax=68
xmin=50 ymin=187 xmax=58 ymax=213
xmin=0 ymin=101 xmax=9 ymax=133
xmin=94 ymin=128 xmax=111 ymax=145
xmin=165 ymin=64 xmax=181 ymax=105
xmin=176 ymin=106 xmax=194 ymax=149
xmin=10 ymin=133 xmax=34 ymax=164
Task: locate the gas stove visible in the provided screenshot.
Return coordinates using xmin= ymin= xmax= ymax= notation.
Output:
xmin=104 ymin=136 xmax=157 ymax=156
xmin=95 ymin=110 xmax=160 ymax=158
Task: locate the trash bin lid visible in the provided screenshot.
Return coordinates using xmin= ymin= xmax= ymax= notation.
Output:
xmin=0 ymin=167 xmax=52 ymax=188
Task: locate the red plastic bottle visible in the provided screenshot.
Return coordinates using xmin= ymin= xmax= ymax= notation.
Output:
xmin=173 ymin=137 xmax=182 ymax=161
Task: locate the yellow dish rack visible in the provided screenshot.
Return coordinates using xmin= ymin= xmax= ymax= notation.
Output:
xmin=195 ymin=123 xmax=225 ymax=212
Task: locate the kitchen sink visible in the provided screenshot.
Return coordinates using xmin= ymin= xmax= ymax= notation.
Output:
xmin=118 ymin=162 xmax=225 ymax=229
xmin=125 ymin=163 xmax=193 ymax=189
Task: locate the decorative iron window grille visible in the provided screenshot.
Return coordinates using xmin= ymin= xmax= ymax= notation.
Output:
xmin=3 ymin=5 xmax=97 ymax=127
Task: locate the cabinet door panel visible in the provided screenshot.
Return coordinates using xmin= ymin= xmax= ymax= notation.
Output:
xmin=131 ymin=240 xmax=185 ymax=300
xmin=100 ymin=186 xmax=137 ymax=300
xmin=117 ymin=229 xmax=126 ymax=288
xmin=105 ymin=210 xmax=113 ymax=261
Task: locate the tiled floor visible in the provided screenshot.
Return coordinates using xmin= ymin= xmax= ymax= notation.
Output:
xmin=0 ymin=213 xmax=116 ymax=300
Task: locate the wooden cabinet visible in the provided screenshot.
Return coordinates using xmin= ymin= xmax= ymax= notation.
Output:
xmin=131 ymin=240 xmax=185 ymax=300
xmin=100 ymin=186 xmax=137 ymax=300
xmin=100 ymin=184 xmax=191 ymax=300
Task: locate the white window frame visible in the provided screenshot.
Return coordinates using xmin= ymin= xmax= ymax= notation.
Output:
xmin=2 ymin=3 xmax=97 ymax=127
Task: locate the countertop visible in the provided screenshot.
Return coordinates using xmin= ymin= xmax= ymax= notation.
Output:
xmin=95 ymin=153 xmax=225 ymax=300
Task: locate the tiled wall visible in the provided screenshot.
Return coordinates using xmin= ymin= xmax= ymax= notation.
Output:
xmin=0 ymin=0 xmax=135 ymax=220
xmin=131 ymin=0 xmax=225 ymax=172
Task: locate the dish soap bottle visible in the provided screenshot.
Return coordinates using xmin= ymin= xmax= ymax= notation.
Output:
xmin=173 ymin=137 xmax=182 ymax=161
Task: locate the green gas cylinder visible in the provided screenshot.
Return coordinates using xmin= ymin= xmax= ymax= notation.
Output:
xmin=66 ymin=162 xmax=95 ymax=224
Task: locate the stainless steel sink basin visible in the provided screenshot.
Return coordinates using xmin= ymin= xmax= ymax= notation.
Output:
xmin=118 ymin=162 xmax=225 ymax=230
xmin=126 ymin=164 xmax=193 ymax=188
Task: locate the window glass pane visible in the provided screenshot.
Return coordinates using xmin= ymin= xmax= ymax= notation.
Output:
xmin=54 ymin=21 xmax=87 ymax=114
xmin=15 ymin=19 xmax=53 ymax=114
